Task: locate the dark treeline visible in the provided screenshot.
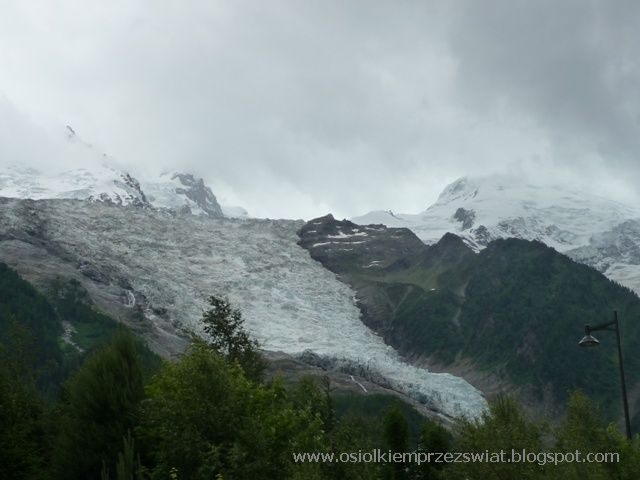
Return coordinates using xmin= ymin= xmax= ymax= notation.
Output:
xmin=1 ymin=264 xmax=640 ymax=479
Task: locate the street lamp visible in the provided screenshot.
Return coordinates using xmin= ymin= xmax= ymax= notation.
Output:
xmin=578 ymin=310 xmax=631 ymax=439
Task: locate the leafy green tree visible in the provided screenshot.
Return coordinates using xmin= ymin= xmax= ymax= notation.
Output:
xmin=138 ymin=341 xmax=328 ymax=480
xmin=324 ymin=414 xmax=385 ymax=480
xmin=51 ymin=329 xmax=145 ymax=480
xmin=447 ymin=395 xmax=547 ymax=480
xmin=289 ymin=376 xmax=335 ymax=433
xmin=550 ymin=391 xmax=640 ymax=480
xmin=201 ymin=295 xmax=266 ymax=380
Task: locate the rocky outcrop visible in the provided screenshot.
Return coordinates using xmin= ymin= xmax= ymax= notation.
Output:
xmin=453 ymin=207 xmax=476 ymax=230
xmin=297 ymin=214 xmax=426 ymax=274
xmin=170 ymin=173 xmax=224 ymax=218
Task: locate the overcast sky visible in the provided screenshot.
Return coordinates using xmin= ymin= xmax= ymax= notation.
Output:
xmin=1 ymin=0 xmax=639 ymax=219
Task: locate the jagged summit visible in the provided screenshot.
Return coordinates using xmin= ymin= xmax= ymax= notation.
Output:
xmin=0 ymin=124 xmax=243 ymax=219
xmin=429 ymin=232 xmax=471 ymax=256
xmin=140 ymin=171 xmax=224 ymax=218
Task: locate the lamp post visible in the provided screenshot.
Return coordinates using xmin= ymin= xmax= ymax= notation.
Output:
xmin=578 ymin=310 xmax=632 ymax=440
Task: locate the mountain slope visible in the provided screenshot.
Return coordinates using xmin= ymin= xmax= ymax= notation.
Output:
xmin=0 ymin=197 xmax=486 ymax=418
xmin=0 ymin=263 xmax=161 ymax=397
xmin=0 ymin=124 xmax=237 ymax=218
xmin=0 ymin=163 xmax=150 ymax=207
xmin=0 ymin=164 xmax=230 ymax=219
xmin=353 ymin=175 xmax=640 ymax=295
xmin=298 ymin=215 xmax=640 ymax=427
xmin=568 ymin=219 xmax=640 ymax=294
xmin=354 ymin=175 xmax=640 ymax=252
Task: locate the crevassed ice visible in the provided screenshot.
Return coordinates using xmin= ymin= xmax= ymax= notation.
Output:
xmin=5 ymin=200 xmax=487 ymax=418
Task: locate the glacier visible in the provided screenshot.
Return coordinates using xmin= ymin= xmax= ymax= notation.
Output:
xmin=0 ymin=197 xmax=486 ymax=419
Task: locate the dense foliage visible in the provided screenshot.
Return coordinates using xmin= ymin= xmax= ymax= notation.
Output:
xmin=321 ymin=237 xmax=640 ymax=428
xmin=0 ymin=263 xmax=64 ymax=392
xmin=50 ymin=329 xmax=145 ymax=479
xmin=3 ymin=263 xmax=640 ymax=479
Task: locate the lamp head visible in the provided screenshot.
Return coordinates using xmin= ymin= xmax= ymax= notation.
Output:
xmin=579 ymin=333 xmax=600 ymax=347
xmin=579 ymin=325 xmax=600 ymax=347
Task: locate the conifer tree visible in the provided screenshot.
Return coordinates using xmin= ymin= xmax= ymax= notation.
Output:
xmin=383 ymin=406 xmax=410 ymax=480
xmin=51 ymin=329 xmax=145 ymax=480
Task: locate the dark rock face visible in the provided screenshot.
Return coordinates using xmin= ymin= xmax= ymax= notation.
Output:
xmin=418 ymin=232 xmax=475 ymax=270
xmin=88 ymin=172 xmax=150 ymax=208
xmin=297 ymin=214 xmax=477 ymax=339
xmin=470 ymin=225 xmax=493 ymax=246
xmin=171 ymin=173 xmax=224 ymax=218
xmin=297 ymin=214 xmax=427 ymax=274
xmin=297 ymin=215 xmax=432 ymax=335
xmin=453 ymin=207 xmax=476 ymax=230
xmin=118 ymin=173 xmax=149 ymax=206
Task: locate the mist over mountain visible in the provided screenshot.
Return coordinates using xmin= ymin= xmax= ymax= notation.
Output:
xmin=3 ymin=105 xmax=640 ymax=430
xmin=354 ymin=175 xmax=640 ymax=294
xmin=0 ymin=120 xmax=246 ymax=219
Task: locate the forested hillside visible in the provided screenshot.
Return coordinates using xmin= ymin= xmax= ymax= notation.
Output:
xmin=299 ymin=216 xmax=640 ymax=428
xmin=2 ymin=263 xmax=640 ymax=479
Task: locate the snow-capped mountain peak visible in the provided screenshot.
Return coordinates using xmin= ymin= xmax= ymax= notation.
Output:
xmin=352 ymin=174 xmax=640 ymax=294
xmin=434 ymin=176 xmax=479 ymax=206
xmin=0 ymin=123 xmax=245 ymax=218
xmin=0 ymin=163 xmax=149 ymax=207
xmin=140 ymin=171 xmax=224 ymax=217
xmin=354 ymin=174 xmax=640 ymax=253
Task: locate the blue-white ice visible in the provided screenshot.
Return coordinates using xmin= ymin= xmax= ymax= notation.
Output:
xmin=0 ymin=199 xmax=487 ymax=418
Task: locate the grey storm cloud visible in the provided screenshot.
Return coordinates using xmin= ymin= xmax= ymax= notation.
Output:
xmin=447 ymin=0 xmax=640 ymax=168
xmin=0 ymin=1 xmax=639 ymax=218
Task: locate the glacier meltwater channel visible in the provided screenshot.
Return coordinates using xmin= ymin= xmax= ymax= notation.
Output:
xmin=0 ymin=198 xmax=487 ymax=418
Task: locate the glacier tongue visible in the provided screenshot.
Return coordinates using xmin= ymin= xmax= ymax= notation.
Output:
xmin=0 ymin=198 xmax=486 ymax=419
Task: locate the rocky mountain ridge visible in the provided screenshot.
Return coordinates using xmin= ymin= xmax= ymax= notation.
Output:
xmin=353 ymin=175 xmax=640 ymax=294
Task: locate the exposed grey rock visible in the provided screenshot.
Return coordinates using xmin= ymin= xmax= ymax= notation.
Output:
xmin=171 ymin=173 xmax=224 ymax=218
xmin=453 ymin=207 xmax=476 ymax=230
xmin=297 ymin=214 xmax=426 ymax=273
